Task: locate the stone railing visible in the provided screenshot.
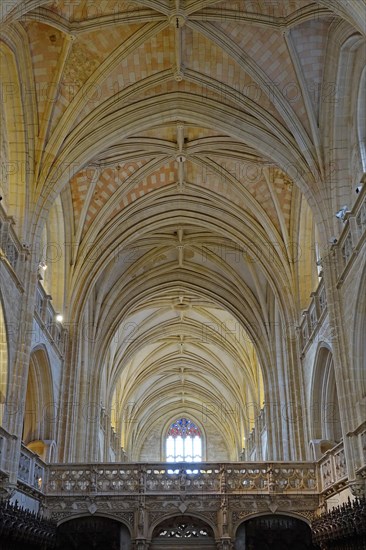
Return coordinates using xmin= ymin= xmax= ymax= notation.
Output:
xmin=336 ymin=183 xmax=366 ymax=286
xmin=0 ymin=204 xmax=27 ymax=284
xmin=45 ymin=461 xmax=317 ymax=496
xmin=299 ymin=277 xmax=327 ymax=352
xmin=351 ymin=422 xmax=366 ymax=484
xmin=0 ymin=426 xmax=22 ymax=488
xmin=1 ymin=445 xmax=354 ymax=502
xmin=0 ymin=435 xmax=351 ymax=502
xmin=299 ymin=183 xmax=366 ymax=352
xmin=318 ymin=441 xmax=347 ymax=494
xmin=34 ymin=280 xmax=67 ymax=357
xmin=0 ymin=430 xmax=46 ymax=495
xmin=18 ymin=445 xmax=46 ymax=493
xmin=0 ymin=426 xmax=14 ymax=478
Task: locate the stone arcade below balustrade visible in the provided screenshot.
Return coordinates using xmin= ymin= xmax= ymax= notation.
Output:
xmin=3 ymin=426 xmax=364 ymax=548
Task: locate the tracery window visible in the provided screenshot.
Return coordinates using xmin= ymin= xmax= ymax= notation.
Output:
xmin=166 ymin=418 xmax=202 ymax=462
xmin=152 ymin=516 xmax=214 ymax=542
xmin=157 ymin=522 xmax=209 ymax=538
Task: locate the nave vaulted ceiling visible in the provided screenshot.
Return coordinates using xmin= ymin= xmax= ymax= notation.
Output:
xmin=1 ymin=0 xmax=365 ymax=459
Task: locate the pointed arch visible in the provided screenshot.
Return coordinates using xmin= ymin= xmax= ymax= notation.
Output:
xmin=234 ymin=513 xmax=314 ymax=549
xmin=164 ymin=416 xmax=203 ymax=463
xmin=57 ymin=516 xmax=132 ymax=549
xmin=22 ymin=346 xmax=55 ymax=460
xmin=150 ymin=513 xmax=218 ymax=547
xmin=309 ymin=345 xmax=342 ymax=458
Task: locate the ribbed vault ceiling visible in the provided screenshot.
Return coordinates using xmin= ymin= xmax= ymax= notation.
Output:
xmin=1 ymin=0 xmax=364 ymax=458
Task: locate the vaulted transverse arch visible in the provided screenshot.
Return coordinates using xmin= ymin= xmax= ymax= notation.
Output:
xmin=1 ymin=0 xmax=364 ymax=473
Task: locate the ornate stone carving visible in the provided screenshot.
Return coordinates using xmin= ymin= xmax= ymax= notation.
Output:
xmin=118 ymin=511 xmax=135 ymax=527
xmin=229 ymin=494 xmax=319 ymax=528
xmin=198 ymin=510 xmax=218 ymax=525
xmin=47 ymin=466 xmax=140 ymax=494
xmin=135 ymin=540 xmax=148 ymax=550
xmin=0 ymin=482 xmax=15 ymax=501
xmin=147 ymin=500 xmax=180 ymax=512
xmin=148 ymin=511 xmax=170 ymax=528
xmin=217 ymin=537 xmax=233 ymax=550
xmin=334 ymin=447 xmax=347 ymax=481
xmin=46 ymin=462 xmax=318 ymax=497
xmin=50 ymin=511 xmax=73 ymax=522
xmin=232 ymin=510 xmax=252 ymax=524
xmin=349 ymin=480 xmax=366 ymax=497
xmin=295 ymin=510 xmax=316 ymax=522
xmin=62 ymin=42 xmax=101 ymax=90
xmin=47 ymin=496 xmax=135 ymax=527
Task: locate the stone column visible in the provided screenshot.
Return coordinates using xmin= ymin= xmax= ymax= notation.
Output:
xmin=134 ymin=540 xmax=149 ymax=550
xmin=217 ymin=537 xmax=233 ymax=550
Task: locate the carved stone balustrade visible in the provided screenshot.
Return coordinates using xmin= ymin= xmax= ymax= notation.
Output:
xmin=300 ymin=277 xmax=327 ymax=353
xmin=17 ymin=446 xmax=46 ymax=494
xmin=318 ymin=441 xmax=351 ymax=498
xmin=45 ymin=461 xmax=318 ymax=497
xmin=336 ymin=183 xmax=366 ymax=286
xmin=0 ymin=440 xmax=355 ymax=504
xmin=0 ymin=204 xmax=27 ymax=285
xmin=299 ymin=184 xmax=366 ymax=354
xmin=34 ymin=281 xmax=67 ymax=357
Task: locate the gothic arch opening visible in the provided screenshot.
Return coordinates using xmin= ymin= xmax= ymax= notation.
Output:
xmin=234 ymin=514 xmax=316 ymax=550
xmin=309 ymin=346 xmax=342 ymax=459
xmin=165 ymin=416 xmax=203 ymax=462
xmin=57 ymin=516 xmax=131 ymax=550
xmin=150 ymin=515 xmax=216 ymax=550
xmin=22 ymin=347 xmax=55 ymax=461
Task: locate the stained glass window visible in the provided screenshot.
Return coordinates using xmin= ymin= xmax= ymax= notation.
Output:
xmin=166 ymin=418 xmax=202 ymax=462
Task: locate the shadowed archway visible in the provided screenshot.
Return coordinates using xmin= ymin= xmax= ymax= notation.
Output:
xmin=57 ymin=516 xmax=131 ymax=550
xmin=235 ymin=514 xmax=316 ymax=550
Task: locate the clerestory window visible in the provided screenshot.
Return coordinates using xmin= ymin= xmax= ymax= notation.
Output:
xmin=166 ymin=418 xmax=202 ymax=462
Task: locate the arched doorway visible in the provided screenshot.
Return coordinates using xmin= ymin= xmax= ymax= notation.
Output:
xmin=57 ymin=516 xmax=131 ymax=550
xmin=234 ymin=514 xmax=316 ymax=550
xmin=151 ymin=515 xmax=216 ymax=550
